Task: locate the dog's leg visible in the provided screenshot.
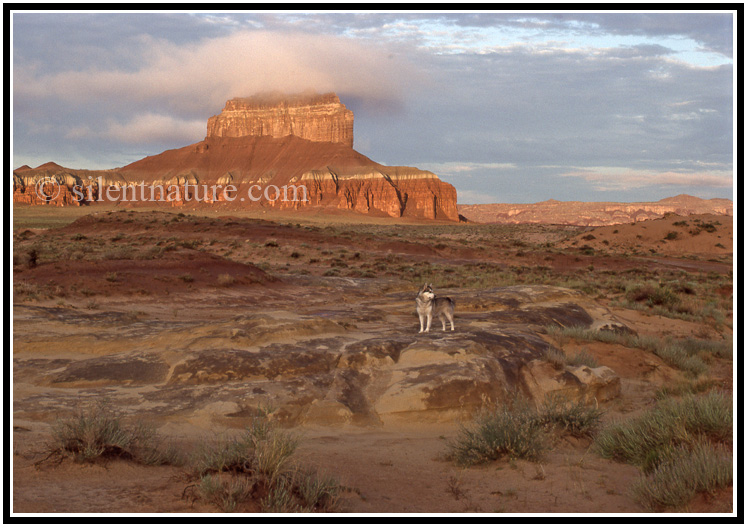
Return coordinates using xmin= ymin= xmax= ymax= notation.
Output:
xmin=418 ymin=313 xmax=424 ymax=333
xmin=440 ymin=315 xmax=447 ymax=331
xmin=426 ymin=314 xmax=432 ymax=332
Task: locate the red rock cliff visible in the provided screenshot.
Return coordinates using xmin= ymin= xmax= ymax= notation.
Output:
xmin=13 ymin=93 xmax=460 ymax=221
xmin=206 ymin=92 xmax=354 ymax=148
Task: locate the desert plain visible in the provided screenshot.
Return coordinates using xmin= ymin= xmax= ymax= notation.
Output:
xmin=10 ymin=202 xmax=735 ymax=516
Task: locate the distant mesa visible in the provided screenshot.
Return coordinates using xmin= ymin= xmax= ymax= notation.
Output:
xmin=207 ymin=91 xmax=354 ymax=148
xmin=458 ymin=195 xmax=733 ymax=226
xmin=12 ymin=92 xmax=459 ymax=221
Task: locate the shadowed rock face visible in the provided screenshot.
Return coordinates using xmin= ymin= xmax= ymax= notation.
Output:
xmin=13 ymin=286 xmax=626 ymax=427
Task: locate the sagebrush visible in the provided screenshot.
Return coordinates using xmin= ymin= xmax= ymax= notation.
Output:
xmin=448 ymin=395 xmax=603 ymax=467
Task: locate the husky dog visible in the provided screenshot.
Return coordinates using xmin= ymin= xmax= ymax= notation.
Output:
xmin=416 ymin=283 xmax=455 ymax=333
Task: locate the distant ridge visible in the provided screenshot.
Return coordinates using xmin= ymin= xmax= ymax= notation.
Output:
xmin=458 ymin=195 xmax=733 ymax=226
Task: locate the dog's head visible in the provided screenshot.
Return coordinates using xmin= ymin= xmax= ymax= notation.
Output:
xmin=417 ymin=283 xmax=435 ymax=300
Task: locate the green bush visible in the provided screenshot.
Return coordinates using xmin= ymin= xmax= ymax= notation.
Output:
xmin=625 ymin=283 xmax=679 ymax=309
xmin=566 ymin=349 xmax=599 ymax=368
xmin=545 ymin=326 xmax=724 ymax=377
xmin=632 ymin=441 xmax=733 ymax=511
xmin=196 ymin=474 xmax=251 ymax=513
xmin=449 ymin=399 xmax=547 ymax=466
xmin=448 ymin=396 xmax=603 ymax=466
xmin=595 ymin=392 xmax=732 ymax=472
xmin=48 ymin=403 xmax=182 ymax=465
xmin=536 ymin=394 xmax=603 ymax=437
xmin=543 ymin=346 xmax=567 ymax=369
xmin=190 ymin=419 xmax=341 ymax=513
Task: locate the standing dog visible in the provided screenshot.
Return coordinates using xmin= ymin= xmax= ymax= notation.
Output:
xmin=415 ymin=283 xmax=455 ymax=333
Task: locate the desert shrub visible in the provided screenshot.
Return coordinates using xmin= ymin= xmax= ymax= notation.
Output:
xmin=448 ymin=396 xmax=602 ymax=466
xmin=14 ymin=248 xmax=38 ymax=269
xmin=655 ymin=343 xmax=709 ymax=377
xmin=594 ymin=392 xmax=732 ymax=472
xmin=674 ymin=282 xmax=697 ymax=295
xmin=217 ymin=274 xmax=236 ymax=287
xmin=625 ymin=283 xmax=679 ymax=309
xmin=293 ymin=469 xmax=341 ymax=512
xmin=190 ymin=419 xmax=341 ymax=513
xmin=139 ymin=245 xmax=165 ymax=260
xmin=47 ymin=403 xmax=182 ymax=466
xmin=260 ymin=478 xmax=300 ymax=513
xmin=683 ymin=338 xmax=732 ymax=360
xmin=101 ymin=246 xmax=133 ymax=260
xmin=14 ymin=281 xmax=42 ymax=300
xmin=654 ymin=379 xmax=721 ymax=400
xmin=545 ymin=326 xmax=722 ymax=377
xmin=632 ymin=441 xmax=733 ymax=511
xmin=694 ymin=221 xmax=717 ymax=233
xmin=264 ymin=240 xmax=279 ymax=248
xmin=17 ymin=229 xmax=36 ymax=240
xmin=448 ymin=399 xmax=547 ymax=466
xmin=566 ymin=349 xmax=600 ymax=368
xmin=196 ymin=474 xmax=252 ymax=513
xmin=178 ymin=240 xmax=201 ymax=249
xmin=663 ymin=231 xmax=679 ymax=241
xmin=178 ymin=273 xmax=194 ymax=283
xmin=536 ymin=394 xmax=603 ymax=437
xmin=543 ymin=347 xmax=567 ymax=369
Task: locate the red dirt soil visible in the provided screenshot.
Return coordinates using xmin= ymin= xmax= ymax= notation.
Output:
xmin=15 ymin=251 xmax=276 ymax=297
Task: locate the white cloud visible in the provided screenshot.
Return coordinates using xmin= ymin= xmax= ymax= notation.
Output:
xmin=14 ymin=30 xmax=412 ymax=115
xmin=61 ymin=113 xmax=205 ymax=144
xmin=196 ymin=14 xmax=241 ymax=27
xmin=561 ymin=166 xmax=733 ymax=191
xmin=420 ymin=161 xmax=516 ymax=176
xmin=456 ymin=188 xmax=501 ymax=204
xmin=104 ymin=113 xmax=206 ymax=144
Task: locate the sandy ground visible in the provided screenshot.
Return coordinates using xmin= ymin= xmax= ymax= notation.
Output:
xmin=11 ymin=209 xmax=735 ymax=517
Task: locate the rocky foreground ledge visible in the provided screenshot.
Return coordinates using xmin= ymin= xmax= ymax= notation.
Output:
xmin=13 ymin=285 xmax=627 ymax=429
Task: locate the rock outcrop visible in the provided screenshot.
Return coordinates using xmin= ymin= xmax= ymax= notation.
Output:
xmin=13 ymin=286 xmax=625 ymax=427
xmin=13 ymin=93 xmax=459 ymax=221
xmin=12 ymin=163 xmax=123 ymax=207
xmin=290 ymin=167 xmax=458 ymax=220
xmin=207 ymin=92 xmax=354 ymax=147
xmin=459 ymin=195 xmax=733 ymax=226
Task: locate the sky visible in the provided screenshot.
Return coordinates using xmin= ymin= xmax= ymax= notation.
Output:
xmin=12 ymin=10 xmax=736 ymax=204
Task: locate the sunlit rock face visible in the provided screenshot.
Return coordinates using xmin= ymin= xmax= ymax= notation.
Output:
xmin=13 ymin=92 xmax=460 ymax=221
xmin=206 ymin=92 xmax=354 ymax=147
